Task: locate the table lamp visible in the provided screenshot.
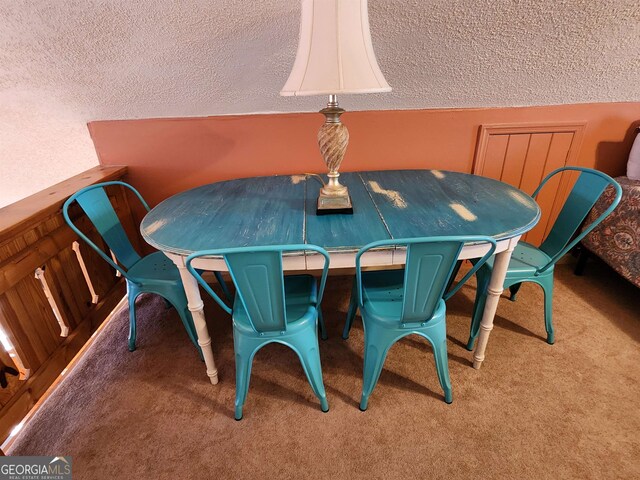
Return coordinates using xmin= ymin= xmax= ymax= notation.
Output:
xmin=281 ymin=0 xmax=391 ymax=214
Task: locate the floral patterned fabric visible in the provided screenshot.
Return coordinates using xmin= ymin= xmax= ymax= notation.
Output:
xmin=581 ymin=176 xmax=640 ymax=288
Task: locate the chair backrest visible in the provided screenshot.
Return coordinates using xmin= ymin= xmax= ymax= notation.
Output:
xmin=355 ymin=236 xmax=497 ymax=324
xmin=63 ymin=181 xmax=150 ymax=276
xmin=186 ymin=245 xmax=330 ymax=334
xmin=533 ymin=167 xmax=622 ymax=274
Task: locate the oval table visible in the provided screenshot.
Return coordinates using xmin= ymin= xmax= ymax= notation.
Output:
xmin=141 ymin=170 xmax=540 ymax=384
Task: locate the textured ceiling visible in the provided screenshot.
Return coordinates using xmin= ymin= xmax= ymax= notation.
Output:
xmin=1 ymin=0 xmax=640 ymax=205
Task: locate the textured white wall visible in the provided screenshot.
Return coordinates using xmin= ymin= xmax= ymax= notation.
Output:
xmin=1 ymin=0 xmax=639 ymax=207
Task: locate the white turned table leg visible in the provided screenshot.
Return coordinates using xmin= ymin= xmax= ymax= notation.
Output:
xmin=172 ymin=256 xmax=219 ymax=385
xmin=472 ymin=239 xmax=518 ymax=370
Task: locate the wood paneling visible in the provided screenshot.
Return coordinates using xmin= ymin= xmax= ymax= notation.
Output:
xmin=519 ymin=134 xmax=552 ymax=199
xmin=473 ymin=123 xmax=586 ymax=244
xmin=0 ymin=166 xmax=131 ymax=443
xmin=0 ymin=166 xmax=127 ymax=244
xmin=501 ymin=134 xmax=531 ymax=187
xmin=481 ymin=134 xmax=510 ymax=181
xmin=0 ymin=282 xmax=125 ymax=441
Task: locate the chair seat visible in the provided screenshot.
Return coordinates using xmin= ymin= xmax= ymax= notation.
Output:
xmin=127 ymin=252 xmax=181 ymax=284
xmin=233 ymin=274 xmax=317 ymax=335
xmin=482 ymin=242 xmax=553 ymax=281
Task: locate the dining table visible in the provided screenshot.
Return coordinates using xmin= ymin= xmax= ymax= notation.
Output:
xmin=141 ymin=169 xmax=541 ymax=384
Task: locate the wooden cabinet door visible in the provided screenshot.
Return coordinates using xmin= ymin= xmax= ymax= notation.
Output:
xmin=473 ymin=123 xmax=586 ymax=245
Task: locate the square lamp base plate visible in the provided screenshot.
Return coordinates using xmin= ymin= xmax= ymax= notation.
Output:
xmin=316 ymin=194 xmax=353 ymax=215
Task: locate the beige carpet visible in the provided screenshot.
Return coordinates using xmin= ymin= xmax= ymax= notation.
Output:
xmin=8 ymin=258 xmax=640 ymax=479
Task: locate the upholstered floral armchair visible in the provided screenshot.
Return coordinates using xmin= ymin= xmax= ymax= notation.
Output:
xmin=577 ymin=130 xmax=640 ymax=288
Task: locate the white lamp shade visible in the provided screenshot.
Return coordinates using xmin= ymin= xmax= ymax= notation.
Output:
xmin=281 ymin=0 xmax=391 ymax=96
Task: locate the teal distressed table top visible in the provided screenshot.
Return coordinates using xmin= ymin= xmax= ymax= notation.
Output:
xmin=141 ymin=170 xmax=541 ymax=256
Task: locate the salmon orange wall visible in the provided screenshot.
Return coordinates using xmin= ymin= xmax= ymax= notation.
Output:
xmin=89 ymin=102 xmax=640 ymax=209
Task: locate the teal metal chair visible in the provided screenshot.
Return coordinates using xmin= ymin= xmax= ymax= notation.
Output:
xmin=63 ymin=181 xmax=231 ymax=354
xmin=343 ymin=236 xmax=497 ymax=409
xmin=186 ymin=244 xmax=330 ymax=420
xmin=466 ymin=167 xmax=622 ymax=350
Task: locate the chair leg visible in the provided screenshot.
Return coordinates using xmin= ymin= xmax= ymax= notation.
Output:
xmin=430 ymin=337 xmax=453 ymax=404
xmin=360 ymin=323 xmax=394 ymax=411
xmin=318 ymin=307 xmax=328 ymax=341
xmin=540 ymin=276 xmax=555 ymax=345
xmin=161 ymin=288 xmax=203 ymax=357
xmin=467 ymin=268 xmax=491 ymax=351
xmin=127 ymin=285 xmax=140 ymax=352
xmin=290 ymin=334 xmax=329 ymax=413
xmin=343 ymin=279 xmax=358 ymax=340
xmin=233 ymin=335 xmax=258 ymax=421
xmin=509 ymin=283 xmax=522 ymax=301
xmin=214 ymin=271 xmax=233 ymax=303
